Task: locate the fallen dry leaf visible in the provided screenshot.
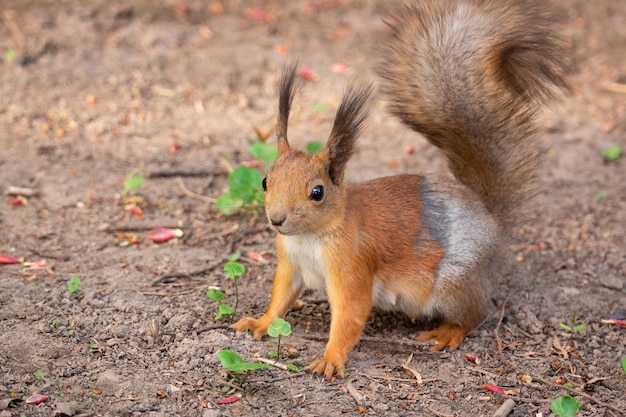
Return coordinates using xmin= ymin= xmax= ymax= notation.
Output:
xmin=25 ymin=393 xmax=48 ymax=405
xmin=216 ymin=394 xmax=241 ymax=405
xmin=483 ymin=384 xmax=505 ymax=394
xmin=297 ymin=68 xmax=318 ymax=81
xmin=0 ymin=255 xmax=22 ymax=264
xmin=147 ymin=227 xmax=184 ymax=243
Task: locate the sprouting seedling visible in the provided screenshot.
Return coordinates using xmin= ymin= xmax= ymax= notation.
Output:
xmin=206 ymin=287 xmax=234 ymax=320
xmin=559 ymin=311 xmax=587 ymax=334
xmin=267 ymin=318 xmax=292 ymax=361
xmin=622 ymin=357 xmax=626 ymax=374
xmin=223 ymin=253 xmax=245 ymax=313
xmin=5 ymin=48 xmax=17 ymax=63
xmin=601 ymin=144 xmax=621 ymax=162
xmin=122 ymin=166 xmax=145 ymax=198
xmin=217 ymin=349 xmax=270 ymax=384
xmin=67 ymin=275 xmax=82 ymax=293
xmin=551 ymin=395 xmax=580 ymax=417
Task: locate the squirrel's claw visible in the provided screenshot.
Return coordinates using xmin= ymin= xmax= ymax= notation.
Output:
xmin=415 ymin=322 xmax=468 ymax=351
xmin=307 ymin=358 xmax=346 ymax=380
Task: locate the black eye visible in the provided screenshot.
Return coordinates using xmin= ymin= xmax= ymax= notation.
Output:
xmin=309 ymin=185 xmax=324 ymax=202
xmin=262 ymin=177 xmax=267 ymax=191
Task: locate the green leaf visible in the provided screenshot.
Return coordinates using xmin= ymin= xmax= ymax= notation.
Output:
xmin=215 ymin=303 xmax=234 ymax=320
xmin=34 ymin=371 xmax=44 ymax=379
xmin=229 ymin=166 xmax=264 ymax=204
xmin=124 ymin=176 xmax=144 ymax=192
xmin=305 ymin=141 xmax=324 ymax=154
xmin=215 ymin=193 xmax=243 ymax=215
xmin=267 ymin=317 xmax=291 ymax=338
xmin=559 ymin=323 xmax=572 ymax=331
xmin=68 ymin=275 xmax=82 ymax=293
xmin=218 ymin=349 xmax=270 ymax=374
xmin=249 ymin=142 xmax=278 ymax=165
xmin=622 ymin=357 xmax=626 ymax=374
xmin=573 ymin=324 xmax=587 ymax=332
xmin=224 ymin=261 xmax=245 ymax=278
xmin=601 ymin=145 xmax=621 ymax=162
xmin=5 ymin=48 xmax=17 ymax=62
xmin=551 ymin=396 xmax=580 ymax=417
xmin=229 ymin=252 xmax=241 ymax=262
xmin=206 ymin=288 xmax=226 ymax=301
xmin=287 ymin=363 xmax=300 ymax=372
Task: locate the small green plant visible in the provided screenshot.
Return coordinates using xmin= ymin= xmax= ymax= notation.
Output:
xmin=601 ymin=145 xmax=621 ymax=162
xmin=5 ymin=48 xmax=17 ymax=62
xmin=216 ymin=141 xmax=327 ymax=215
xmin=551 ymin=395 xmax=580 ymax=417
xmin=267 ymin=318 xmax=291 ymax=360
xmin=206 ymin=253 xmax=245 ymax=320
xmin=559 ymin=311 xmax=587 ymax=333
xmin=223 ymin=253 xmax=245 ymax=312
xmin=622 ymin=357 xmax=626 ymax=374
xmin=206 ymin=287 xmax=235 ymax=320
xmin=216 ymin=165 xmax=265 ymax=215
xmin=218 ymin=349 xmax=270 ymax=384
xmin=305 ymin=141 xmax=324 ymax=154
xmin=122 ymin=166 xmax=145 ymax=197
xmin=249 ymin=142 xmax=278 ymax=165
xmin=67 ymin=275 xmax=82 ymax=293
xmin=34 ymin=371 xmax=44 ymax=379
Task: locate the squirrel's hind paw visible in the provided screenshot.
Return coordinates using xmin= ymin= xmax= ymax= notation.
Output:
xmin=415 ymin=322 xmax=469 ymax=351
xmin=230 ymin=316 xmax=271 ymax=340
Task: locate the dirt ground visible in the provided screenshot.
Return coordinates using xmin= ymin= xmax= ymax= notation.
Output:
xmin=0 ymin=1 xmax=625 ymax=416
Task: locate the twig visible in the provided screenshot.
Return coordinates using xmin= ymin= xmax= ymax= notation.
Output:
xmin=176 ymin=177 xmax=215 ymax=203
xmin=5 ymin=185 xmax=39 ymax=197
xmin=492 ymin=398 xmax=515 ymax=417
xmin=146 ymin=167 xmax=225 ymax=178
xmin=346 ymin=381 xmax=367 ymax=405
xmin=256 ymin=357 xmax=290 ymax=371
xmin=100 ymin=222 xmax=181 ymax=232
xmin=604 ymin=82 xmax=626 ymax=94
xmin=152 ymin=260 xmax=222 ymax=284
xmin=494 ymin=294 xmax=519 ymax=372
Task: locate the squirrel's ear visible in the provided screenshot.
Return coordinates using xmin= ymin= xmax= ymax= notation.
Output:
xmin=326 ymin=82 xmax=373 ymax=185
xmin=276 ymin=63 xmax=299 ymax=155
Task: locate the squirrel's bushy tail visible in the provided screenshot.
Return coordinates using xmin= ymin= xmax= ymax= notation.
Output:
xmin=378 ymin=0 xmax=569 ymax=225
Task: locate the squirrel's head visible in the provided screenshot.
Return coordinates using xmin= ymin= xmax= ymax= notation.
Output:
xmin=262 ymin=64 xmax=372 ymax=236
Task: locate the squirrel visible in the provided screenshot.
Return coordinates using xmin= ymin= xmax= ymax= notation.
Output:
xmin=232 ymin=0 xmax=568 ymax=379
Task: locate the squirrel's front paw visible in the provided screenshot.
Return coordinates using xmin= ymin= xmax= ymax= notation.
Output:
xmin=230 ymin=316 xmax=273 ymax=340
xmin=307 ymin=358 xmax=346 ymax=380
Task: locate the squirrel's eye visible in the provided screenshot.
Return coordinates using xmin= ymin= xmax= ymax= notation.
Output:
xmin=309 ymin=185 xmax=324 ymax=202
xmin=262 ymin=177 xmax=267 ymax=191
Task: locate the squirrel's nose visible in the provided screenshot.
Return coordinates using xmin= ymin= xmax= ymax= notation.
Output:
xmin=270 ymin=215 xmax=285 ymax=227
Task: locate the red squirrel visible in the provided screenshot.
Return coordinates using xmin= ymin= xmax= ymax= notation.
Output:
xmin=232 ymin=0 xmax=569 ymax=379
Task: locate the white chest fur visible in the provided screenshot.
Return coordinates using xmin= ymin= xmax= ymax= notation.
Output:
xmin=281 ymin=234 xmax=327 ymax=291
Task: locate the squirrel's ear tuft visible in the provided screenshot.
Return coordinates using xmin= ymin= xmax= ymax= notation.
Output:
xmin=326 ymin=82 xmax=373 ymax=185
xmin=276 ymin=63 xmax=299 ymax=155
